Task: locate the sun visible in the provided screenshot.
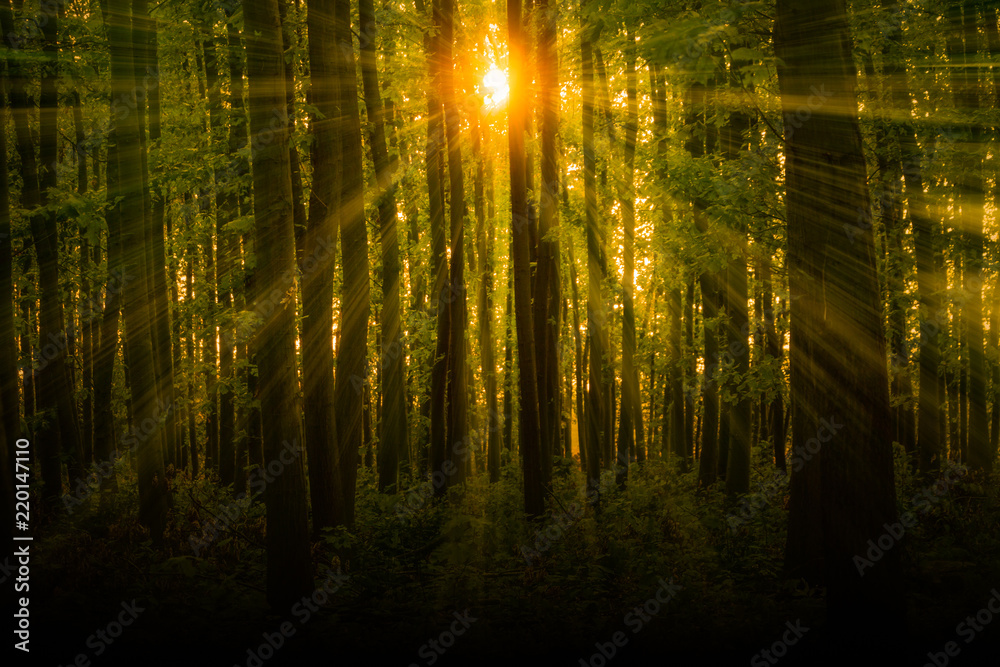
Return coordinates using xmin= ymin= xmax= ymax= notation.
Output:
xmin=483 ymin=66 xmax=509 ymax=107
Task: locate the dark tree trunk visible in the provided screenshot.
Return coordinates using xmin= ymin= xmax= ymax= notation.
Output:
xmin=581 ymin=5 xmax=603 ymax=500
xmin=422 ymin=0 xmax=450 ymax=494
xmin=333 ymin=0 xmax=369 ymax=523
xmin=532 ymin=0 xmax=561 ymax=491
xmin=761 ymin=258 xmax=786 ymax=472
xmin=358 ymin=0 xmax=406 ymax=493
xmin=0 ymin=1 xmax=16 ymax=521
xmin=473 ymin=101 xmax=500 ymax=483
xmin=440 ymin=0 xmax=468 ymax=491
xmin=510 ymin=0 xmax=544 ymax=517
xmin=775 ymin=0 xmax=903 ymax=644
xmin=244 ymin=0 xmax=315 ymax=607
xmin=110 ymin=0 xmax=170 ymax=541
xmin=617 ymin=28 xmax=639 ymax=482
xmin=686 ymin=83 xmax=719 ymax=488
xmin=721 ymin=104 xmax=752 ymax=498
xmin=950 ymin=0 xmax=990 ymax=472
xmin=204 ymin=26 xmax=236 ymax=486
xmin=144 ymin=6 xmax=177 ymax=472
xmin=303 ymin=0 xmax=343 ymax=533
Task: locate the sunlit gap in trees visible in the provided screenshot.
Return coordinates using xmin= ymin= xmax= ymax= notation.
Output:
xmin=483 ymin=66 xmax=509 ymax=109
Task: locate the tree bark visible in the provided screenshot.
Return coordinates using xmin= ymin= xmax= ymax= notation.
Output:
xmin=581 ymin=5 xmax=603 ymax=500
xmin=333 ymin=0 xmax=370 ymax=523
xmin=244 ymin=0 xmax=315 ymax=607
xmin=510 ymin=0 xmax=544 ymax=517
xmin=110 ymin=0 xmax=170 ymax=540
xmin=303 ymin=0 xmax=342 ymax=531
xmin=775 ymin=0 xmax=903 ymax=642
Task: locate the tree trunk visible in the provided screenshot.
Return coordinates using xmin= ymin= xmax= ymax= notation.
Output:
xmin=761 ymin=257 xmax=786 ymax=472
xmin=617 ymin=28 xmax=639 ymax=483
xmin=440 ymin=0 xmax=468 ymax=491
xmin=532 ymin=0 xmax=561 ymax=491
xmin=144 ymin=5 xmax=177 ymax=472
xmin=510 ymin=0 xmax=544 ymax=517
xmin=0 ymin=2 xmax=16 ymax=520
xmin=775 ymin=0 xmax=903 ymax=643
xmin=333 ymin=0 xmax=369 ymax=523
xmin=950 ymin=0 xmax=990 ymax=472
xmin=302 ymin=0 xmax=343 ymax=532
xmin=110 ymin=0 xmax=170 ymax=541
xmin=357 ymin=0 xmax=406 ymax=494
xmin=244 ymin=0 xmax=315 ymax=607
xmin=686 ymin=83 xmax=719 ymax=488
xmin=581 ymin=5 xmax=603 ymax=501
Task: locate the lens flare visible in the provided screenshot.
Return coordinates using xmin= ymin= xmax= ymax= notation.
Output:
xmin=484 ymin=67 xmax=509 ymax=107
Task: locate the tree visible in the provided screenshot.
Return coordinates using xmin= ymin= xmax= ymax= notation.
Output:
xmin=358 ymin=0 xmax=407 ymax=494
xmin=244 ymin=0 xmax=315 ymax=607
xmin=776 ymin=0 xmax=903 ymax=643
xmin=110 ymin=0 xmax=170 ymax=540
xmin=580 ymin=2 xmax=604 ymax=501
xmin=333 ymin=0 xmax=370 ymax=524
xmin=510 ymin=0 xmax=544 ymax=517
xmin=304 ymin=0 xmax=343 ymax=532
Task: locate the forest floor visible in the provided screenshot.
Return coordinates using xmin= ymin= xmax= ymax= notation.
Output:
xmin=24 ymin=450 xmax=1000 ymax=666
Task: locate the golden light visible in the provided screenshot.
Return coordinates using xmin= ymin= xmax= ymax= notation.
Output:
xmin=483 ymin=66 xmax=509 ymax=108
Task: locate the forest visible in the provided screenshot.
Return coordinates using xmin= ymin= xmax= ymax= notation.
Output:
xmin=2 ymin=0 xmax=1000 ymax=664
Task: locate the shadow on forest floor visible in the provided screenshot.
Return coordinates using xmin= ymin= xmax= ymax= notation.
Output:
xmin=21 ymin=451 xmax=1000 ymax=666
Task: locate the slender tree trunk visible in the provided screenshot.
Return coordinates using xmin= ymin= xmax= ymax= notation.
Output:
xmin=581 ymin=5 xmax=603 ymax=500
xmin=473 ymin=102 xmax=500 ymax=483
xmin=333 ymin=0 xmax=369 ymax=523
xmin=761 ymin=258 xmax=786 ymax=472
xmin=721 ymin=103 xmax=751 ymax=498
xmin=439 ymin=0 xmax=468 ymax=491
xmin=532 ymin=0 xmax=561 ymax=491
xmin=28 ymin=0 xmax=84 ymax=512
xmin=74 ymin=93 xmax=94 ymax=470
xmin=358 ymin=0 xmax=406 ymax=492
xmin=617 ymin=28 xmax=639 ymax=483
xmin=244 ymin=0 xmax=315 ymax=607
xmin=686 ymin=83 xmax=719 ymax=488
xmin=510 ymin=0 xmax=544 ymax=517
xmin=503 ymin=277 xmax=514 ymax=455
xmin=93 ymin=11 xmax=123 ymax=486
xmin=205 ymin=27 xmax=237 ymax=486
xmin=951 ymin=0 xmax=990 ymax=472
xmin=0 ymin=2 xmax=17 ymax=520
xmin=302 ymin=0 xmax=342 ymax=532
xmin=569 ymin=246 xmax=586 ymax=470
xmin=110 ymin=0 xmax=170 ymax=541
xmin=422 ymin=0 xmax=450 ymax=494
xmin=145 ymin=6 xmax=177 ymax=473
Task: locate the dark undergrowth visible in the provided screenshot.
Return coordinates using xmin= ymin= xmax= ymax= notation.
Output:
xmin=27 ymin=444 xmax=1000 ymax=666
